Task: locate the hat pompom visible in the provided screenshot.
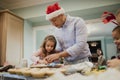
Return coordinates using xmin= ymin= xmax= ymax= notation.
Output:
xmin=46 ymin=2 xmax=65 ymax=20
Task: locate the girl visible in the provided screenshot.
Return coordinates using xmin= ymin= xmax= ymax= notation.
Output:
xmin=31 ymin=35 xmax=57 ymax=64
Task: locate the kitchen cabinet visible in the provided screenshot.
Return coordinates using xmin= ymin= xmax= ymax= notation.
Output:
xmin=0 ymin=10 xmax=24 ymax=66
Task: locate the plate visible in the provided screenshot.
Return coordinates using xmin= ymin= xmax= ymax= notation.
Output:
xmin=30 ymin=63 xmax=63 ymax=68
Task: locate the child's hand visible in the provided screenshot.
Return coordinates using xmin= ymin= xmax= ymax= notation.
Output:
xmin=45 ymin=53 xmax=60 ymax=63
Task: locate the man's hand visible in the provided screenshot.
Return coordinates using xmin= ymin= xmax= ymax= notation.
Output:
xmin=45 ymin=53 xmax=60 ymax=63
xmin=37 ymin=59 xmax=48 ymax=64
xmin=107 ymin=58 xmax=120 ymax=68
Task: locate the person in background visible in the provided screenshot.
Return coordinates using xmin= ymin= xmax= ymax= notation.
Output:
xmin=116 ymin=9 xmax=120 ymax=25
xmin=107 ymin=26 xmax=120 ymax=68
xmin=44 ymin=2 xmax=91 ymax=64
xmin=31 ymin=35 xmax=57 ymax=64
xmin=96 ymin=48 xmax=106 ymax=67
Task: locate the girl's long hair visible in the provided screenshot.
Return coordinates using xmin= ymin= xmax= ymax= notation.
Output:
xmin=40 ymin=35 xmax=57 ymax=56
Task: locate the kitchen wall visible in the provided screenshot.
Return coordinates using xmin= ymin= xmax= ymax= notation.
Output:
xmin=24 ymin=20 xmax=33 ymax=65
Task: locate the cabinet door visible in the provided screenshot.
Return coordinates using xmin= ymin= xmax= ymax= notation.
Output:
xmin=0 ymin=14 xmax=3 ymax=65
xmin=0 ymin=13 xmax=7 ymax=65
xmin=6 ymin=13 xmax=23 ymax=66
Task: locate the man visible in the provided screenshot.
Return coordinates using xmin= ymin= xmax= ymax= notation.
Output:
xmin=107 ymin=26 xmax=120 ymax=68
xmin=45 ymin=2 xmax=91 ymax=64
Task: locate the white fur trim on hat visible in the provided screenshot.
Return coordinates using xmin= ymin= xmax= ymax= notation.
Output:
xmin=46 ymin=8 xmax=65 ymax=20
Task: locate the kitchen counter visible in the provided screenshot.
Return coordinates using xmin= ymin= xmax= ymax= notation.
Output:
xmin=0 ymin=68 xmax=120 ymax=80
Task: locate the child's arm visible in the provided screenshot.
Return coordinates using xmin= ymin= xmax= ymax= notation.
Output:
xmin=31 ymin=48 xmax=45 ymax=64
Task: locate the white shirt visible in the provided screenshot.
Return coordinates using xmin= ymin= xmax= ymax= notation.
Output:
xmin=53 ymin=15 xmax=91 ymax=62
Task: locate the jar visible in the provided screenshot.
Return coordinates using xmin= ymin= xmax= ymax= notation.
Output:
xmin=21 ymin=59 xmax=28 ymax=68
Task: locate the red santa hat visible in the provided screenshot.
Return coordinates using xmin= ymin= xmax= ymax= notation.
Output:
xmin=46 ymin=2 xmax=65 ymax=20
xmin=101 ymin=11 xmax=118 ymax=25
